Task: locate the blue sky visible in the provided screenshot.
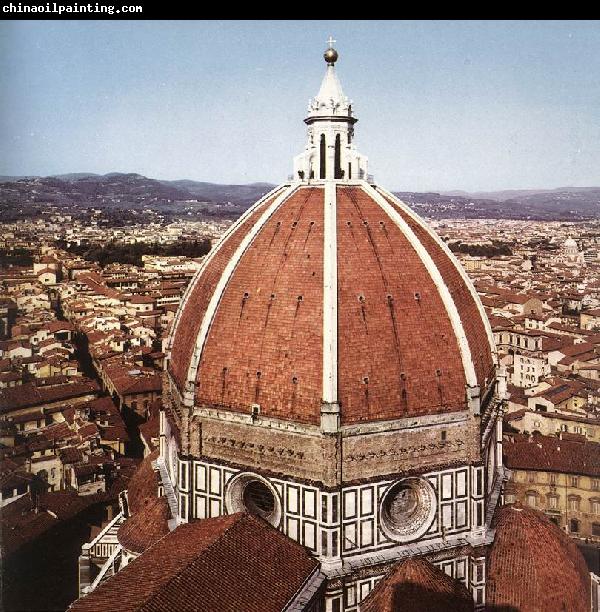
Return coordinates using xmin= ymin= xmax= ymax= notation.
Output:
xmin=1 ymin=20 xmax=599 ymax=191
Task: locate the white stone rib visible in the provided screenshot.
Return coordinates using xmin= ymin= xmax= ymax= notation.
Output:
xmin=183 ymin=183 xmax=299 ymax=405
xmin=322 ymin=180 xmax=338 ymax=405
xmin=374 ymin=184 xmax=497 ymax=364
xmin=362 ymin=182 xmax=478 ymax=388
xmin=166 ymin=184 xmax=287 ymax=360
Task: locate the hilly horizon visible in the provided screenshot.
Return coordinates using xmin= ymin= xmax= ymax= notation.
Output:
xmin=1 ymin=172 xmax=599 ymax=201
xmin=0 ymin=172 xmax=599 ymax=220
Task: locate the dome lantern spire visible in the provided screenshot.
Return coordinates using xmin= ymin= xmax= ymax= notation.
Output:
xmin=293 ymin=39 xmax=368 ymax=182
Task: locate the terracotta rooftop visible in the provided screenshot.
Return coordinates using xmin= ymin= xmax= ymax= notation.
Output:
xmin=531 ymin=381 xmax=586 ymax=405
xmin=104 ymin=368 xmax=162 ymax=397
xmin=126 ymin=450 xmax=159 ymax=515
xmin=69 ymin=513 xmax=320 ymax=612
xmin=0 ymin=379 xmax=100 ymax=413
xmin=117 ymin=496 xmax=170 ymax=554
xmin=557 ymin=341 xmax=597 ymax=357
xmin=42 ymin=320 xmax=75 ymax=333
xmin=503 ymin=432 xmax=600 ymax=478
xmin=99 ymin=425 xmax=129 ymax=442
xmin=128 ymin=295 xmax=156 ymax=305
xmin=1 ymin=490 xmax=108 ymax=558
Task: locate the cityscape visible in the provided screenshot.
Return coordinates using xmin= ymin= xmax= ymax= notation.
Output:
xmin=1 ymin=20 xmax=600 ymax=612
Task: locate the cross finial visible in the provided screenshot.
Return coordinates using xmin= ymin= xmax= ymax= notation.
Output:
xmin=323 ymin=37 xmax=339 ymax=65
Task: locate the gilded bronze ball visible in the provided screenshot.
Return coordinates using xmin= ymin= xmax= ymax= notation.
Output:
xmin=324 ymin=47 xmax=338 ymax=64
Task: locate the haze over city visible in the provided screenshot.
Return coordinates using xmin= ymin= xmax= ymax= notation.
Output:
xmin=1 ymin=20 xmax=600 ymax=191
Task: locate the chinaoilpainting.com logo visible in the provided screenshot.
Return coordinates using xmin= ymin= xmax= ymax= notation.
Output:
xmin=2 ymin=2 xmax=142 ymax=13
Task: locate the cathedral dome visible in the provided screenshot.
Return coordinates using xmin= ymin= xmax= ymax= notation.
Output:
xmin=564 ymin=236 xmax=578 ymax=249
xmin=167 ymin=182 xmax=495 ymax=425
xmin=487 ymin=505 xmax=591 ymax=612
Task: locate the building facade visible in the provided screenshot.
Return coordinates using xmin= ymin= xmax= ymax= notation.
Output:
xmin=504 ymin=432 xmax=600 ymax=543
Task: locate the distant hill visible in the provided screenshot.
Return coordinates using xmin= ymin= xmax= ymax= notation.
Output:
xmin=163 ymin=180 xmax=277 ymax=206
xmin=0 ymin=173 xmax=277 ymax=209
xmin=0 ymin=175 xmax=38 ymax=182
xmin=393 ymin=187 xmax=600 ymax=220
xmin=51 ymin=172 xmax=103 ymax=181
xmin=440 ymin=186 xmax=600 ymax=201
xmin=0 ymin=173 xmax=190 ymax=207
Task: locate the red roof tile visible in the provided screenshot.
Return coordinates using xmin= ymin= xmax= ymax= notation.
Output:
xmin=169 ymin=184 xmax=493 ymax=425
xmin=0 ymin=379 xmax=99 ymax=413
xmin=385 ymin=194 xmax=494 ymax=393
xmin=126 ymin=450 xmax=159 ymax=515
xmin=1 ymin=490 xmax=103 ymax=558
xmin=503 ymin=433 xmax=600 ymax=478
xmin=169 ymin=192 xmax=281 ymax=390
xmin=117 ymin=496 xmax=170 ymax=554
xmin=196 ymin=187 xmax=324 ymax=424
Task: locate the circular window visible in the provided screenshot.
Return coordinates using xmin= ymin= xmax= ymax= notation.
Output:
xmin=243 ymin=480 xmax=275 ymax=519
xmin=380 ymin=477 xmax=436 ymax=542
xmin=225 ymin=473 xmax=281 ymax=527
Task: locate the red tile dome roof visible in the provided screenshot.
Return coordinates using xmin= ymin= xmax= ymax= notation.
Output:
xmin=167 ymin=182 xmax=495 ymax=425
xmin=125 ymin=450 xmax=159 ymax=515
xmin=360 ymin=557 xmax=474 ymax=612
xmin=117 ymin=496 xmax=170 ymax=554
xmin=487 ymin=505 xmax=591 ymax=612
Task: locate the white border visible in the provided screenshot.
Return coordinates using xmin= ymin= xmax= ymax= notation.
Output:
xmin=322 ymin=180 xmax=338 ymax=405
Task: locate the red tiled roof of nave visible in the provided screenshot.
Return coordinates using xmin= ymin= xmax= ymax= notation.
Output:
xmin=69 ymin=513 xmax=319 ymax=612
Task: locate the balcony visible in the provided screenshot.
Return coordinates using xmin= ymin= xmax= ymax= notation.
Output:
xmin=155 ymin=455 xmax=179 ymax=528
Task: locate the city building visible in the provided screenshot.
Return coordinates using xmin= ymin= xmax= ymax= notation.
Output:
xmin=503 ymin=432 xmax=600 ymax=541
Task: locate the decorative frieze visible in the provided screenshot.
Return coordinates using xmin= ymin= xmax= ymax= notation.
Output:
xmin=203 ymin=433 xmax=306 ymax=461
xmin=344 ymin=439 xmax=465 ymax=463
